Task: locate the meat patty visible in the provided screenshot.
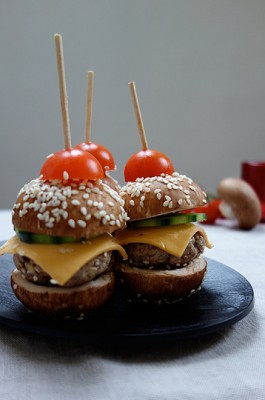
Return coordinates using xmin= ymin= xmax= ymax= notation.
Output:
xmin=124 ymin=232 xmax=206 ymax=269
xmin=13 ymin=251 xmax=113 ymax=287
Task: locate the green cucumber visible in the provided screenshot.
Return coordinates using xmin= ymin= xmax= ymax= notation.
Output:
xmin=15 ymin=228 xmax=81 ymax=244
xmin=128 ymin=213 xmax=207 ymax=228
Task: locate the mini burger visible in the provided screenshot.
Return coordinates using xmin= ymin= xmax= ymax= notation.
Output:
xmin=0 ymin=178 xmax=128 ymax=318
xmin=114 ymin=172 xmax=212 ymax=304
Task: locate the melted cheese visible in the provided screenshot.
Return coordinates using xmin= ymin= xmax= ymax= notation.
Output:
xmin=115 ymin=224 xmax=212 ymax=257
xmin=0 ymin=234 xmax=127 ymax=286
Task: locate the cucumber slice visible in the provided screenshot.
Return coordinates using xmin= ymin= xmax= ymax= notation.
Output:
xmin=128 ymin=213 xmax=207 ymax=228
xmin=15 ymin=228 xmax=80 ymax=244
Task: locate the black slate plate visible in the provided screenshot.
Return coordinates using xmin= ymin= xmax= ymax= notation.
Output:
xmin=0 ymin=252 xmax=254 ymax=344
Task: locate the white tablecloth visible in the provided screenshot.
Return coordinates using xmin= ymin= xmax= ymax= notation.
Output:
xmin=0 ymin=209 xmax=264 ymax=400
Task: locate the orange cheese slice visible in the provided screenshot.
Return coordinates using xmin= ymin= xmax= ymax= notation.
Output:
xmin=115 ymin=223 xmax=212 ymax=257
xmin=0 ymin=233 xmax=127 ymax=286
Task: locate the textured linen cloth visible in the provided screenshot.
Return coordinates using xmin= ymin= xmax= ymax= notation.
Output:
xmin=0 ymin=209 xmax=264 ymax=400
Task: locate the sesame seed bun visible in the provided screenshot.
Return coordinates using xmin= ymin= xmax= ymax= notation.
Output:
xmin=12 ymin=178 xmax=127 ymax=239
xmin=102 ymin=173 xmax=120 ymax=192
xmin=119 ymin=172 xmax=207 ymax=221
xmin=11 ymin=269 xmax=115 ymax=318
xmin=116 ymin=257 xmax=207 ymax=303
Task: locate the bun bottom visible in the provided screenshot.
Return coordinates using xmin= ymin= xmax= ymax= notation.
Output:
xmin=11 ymin=269 xmax=115 ymax=319
xmin=115 ymin=257 xmax=207 ymax=304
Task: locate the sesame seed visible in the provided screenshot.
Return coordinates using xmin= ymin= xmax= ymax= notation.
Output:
xmin=129 ymin=200 xmax=135 ymax=206
xmin=63 ymin=171 xmax=69 ymax=180
xmin=80 ymin=207 xmax=87 ymax=216
xmin=46 ymin=221 xmax=54 ymax=228
xmin=68 ymin=219 xmax=76 ymax=228
xmin=71 ymin=199 xmax=80 ymax=206
xmin=77 ymin=220 xmax=86 ymax=228
xmin=37 ymin=213 xmax=44 ymax=221
xmin=97 ymin=202 xmax=104 ymax=210
xmin=46 ymin=153 xmax=54 ymax=159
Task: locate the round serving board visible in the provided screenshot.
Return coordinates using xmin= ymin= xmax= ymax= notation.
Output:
xmin=0 ymin=248 xmax=254 ymax=345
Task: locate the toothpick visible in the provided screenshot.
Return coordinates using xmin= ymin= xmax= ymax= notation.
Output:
xmin=54 ymin=33 xmax=71 ymax=149
xmin=128 ymin=81 xmax=148 ymax=150
xmin=85 ymin=71 xmax=94 ymax=143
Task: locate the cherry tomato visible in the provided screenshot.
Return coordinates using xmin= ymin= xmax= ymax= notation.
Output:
xmin=191 ymin=199 xmax=223 ymax=224
xmin=74 ymin=142 xmax=115 ymax=171
xmin=124 ymin=149 xmax=174 ymax=181
xmin=40 ymin=148 xmax=104 ymax=181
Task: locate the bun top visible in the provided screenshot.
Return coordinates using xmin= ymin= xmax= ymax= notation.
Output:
xmin=119 ymin=172 xmax=207 ymax=220
xmin=12 ymin=179 xmax=128 ymax=239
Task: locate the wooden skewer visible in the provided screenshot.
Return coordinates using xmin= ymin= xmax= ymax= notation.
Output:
xmin=54 ymin=33 xmax=71 ymax=149
xmin=128 ymin=81 xmax=148 ymax=150
xmin=85 ymin=71 xmax=94 ymax=143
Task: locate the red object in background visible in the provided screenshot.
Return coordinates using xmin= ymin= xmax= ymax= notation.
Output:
xmin=124 ymin=149 xmax=174 ymax=181
xmin=241 ymin=161 xmax=265 ymax=221
xmin=189 ymin=199 xmax=223 ymax=224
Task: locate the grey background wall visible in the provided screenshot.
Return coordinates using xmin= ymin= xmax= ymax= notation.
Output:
xmin=1 ymin=0 xmax=265 ymax=208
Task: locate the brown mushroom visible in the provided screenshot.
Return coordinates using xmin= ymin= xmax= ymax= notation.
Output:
xmin=217 ymin=177 xmax=261 ymax=229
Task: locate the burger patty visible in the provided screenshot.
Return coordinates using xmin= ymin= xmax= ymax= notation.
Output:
xmin=13 ymin=252 xmax=113 ymax=287
xmin=124 ymin=233 xmax=206 ymax=269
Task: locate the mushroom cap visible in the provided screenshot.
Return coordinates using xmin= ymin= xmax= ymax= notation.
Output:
xmin=217 ymin=177 xmax=261 ymax=229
